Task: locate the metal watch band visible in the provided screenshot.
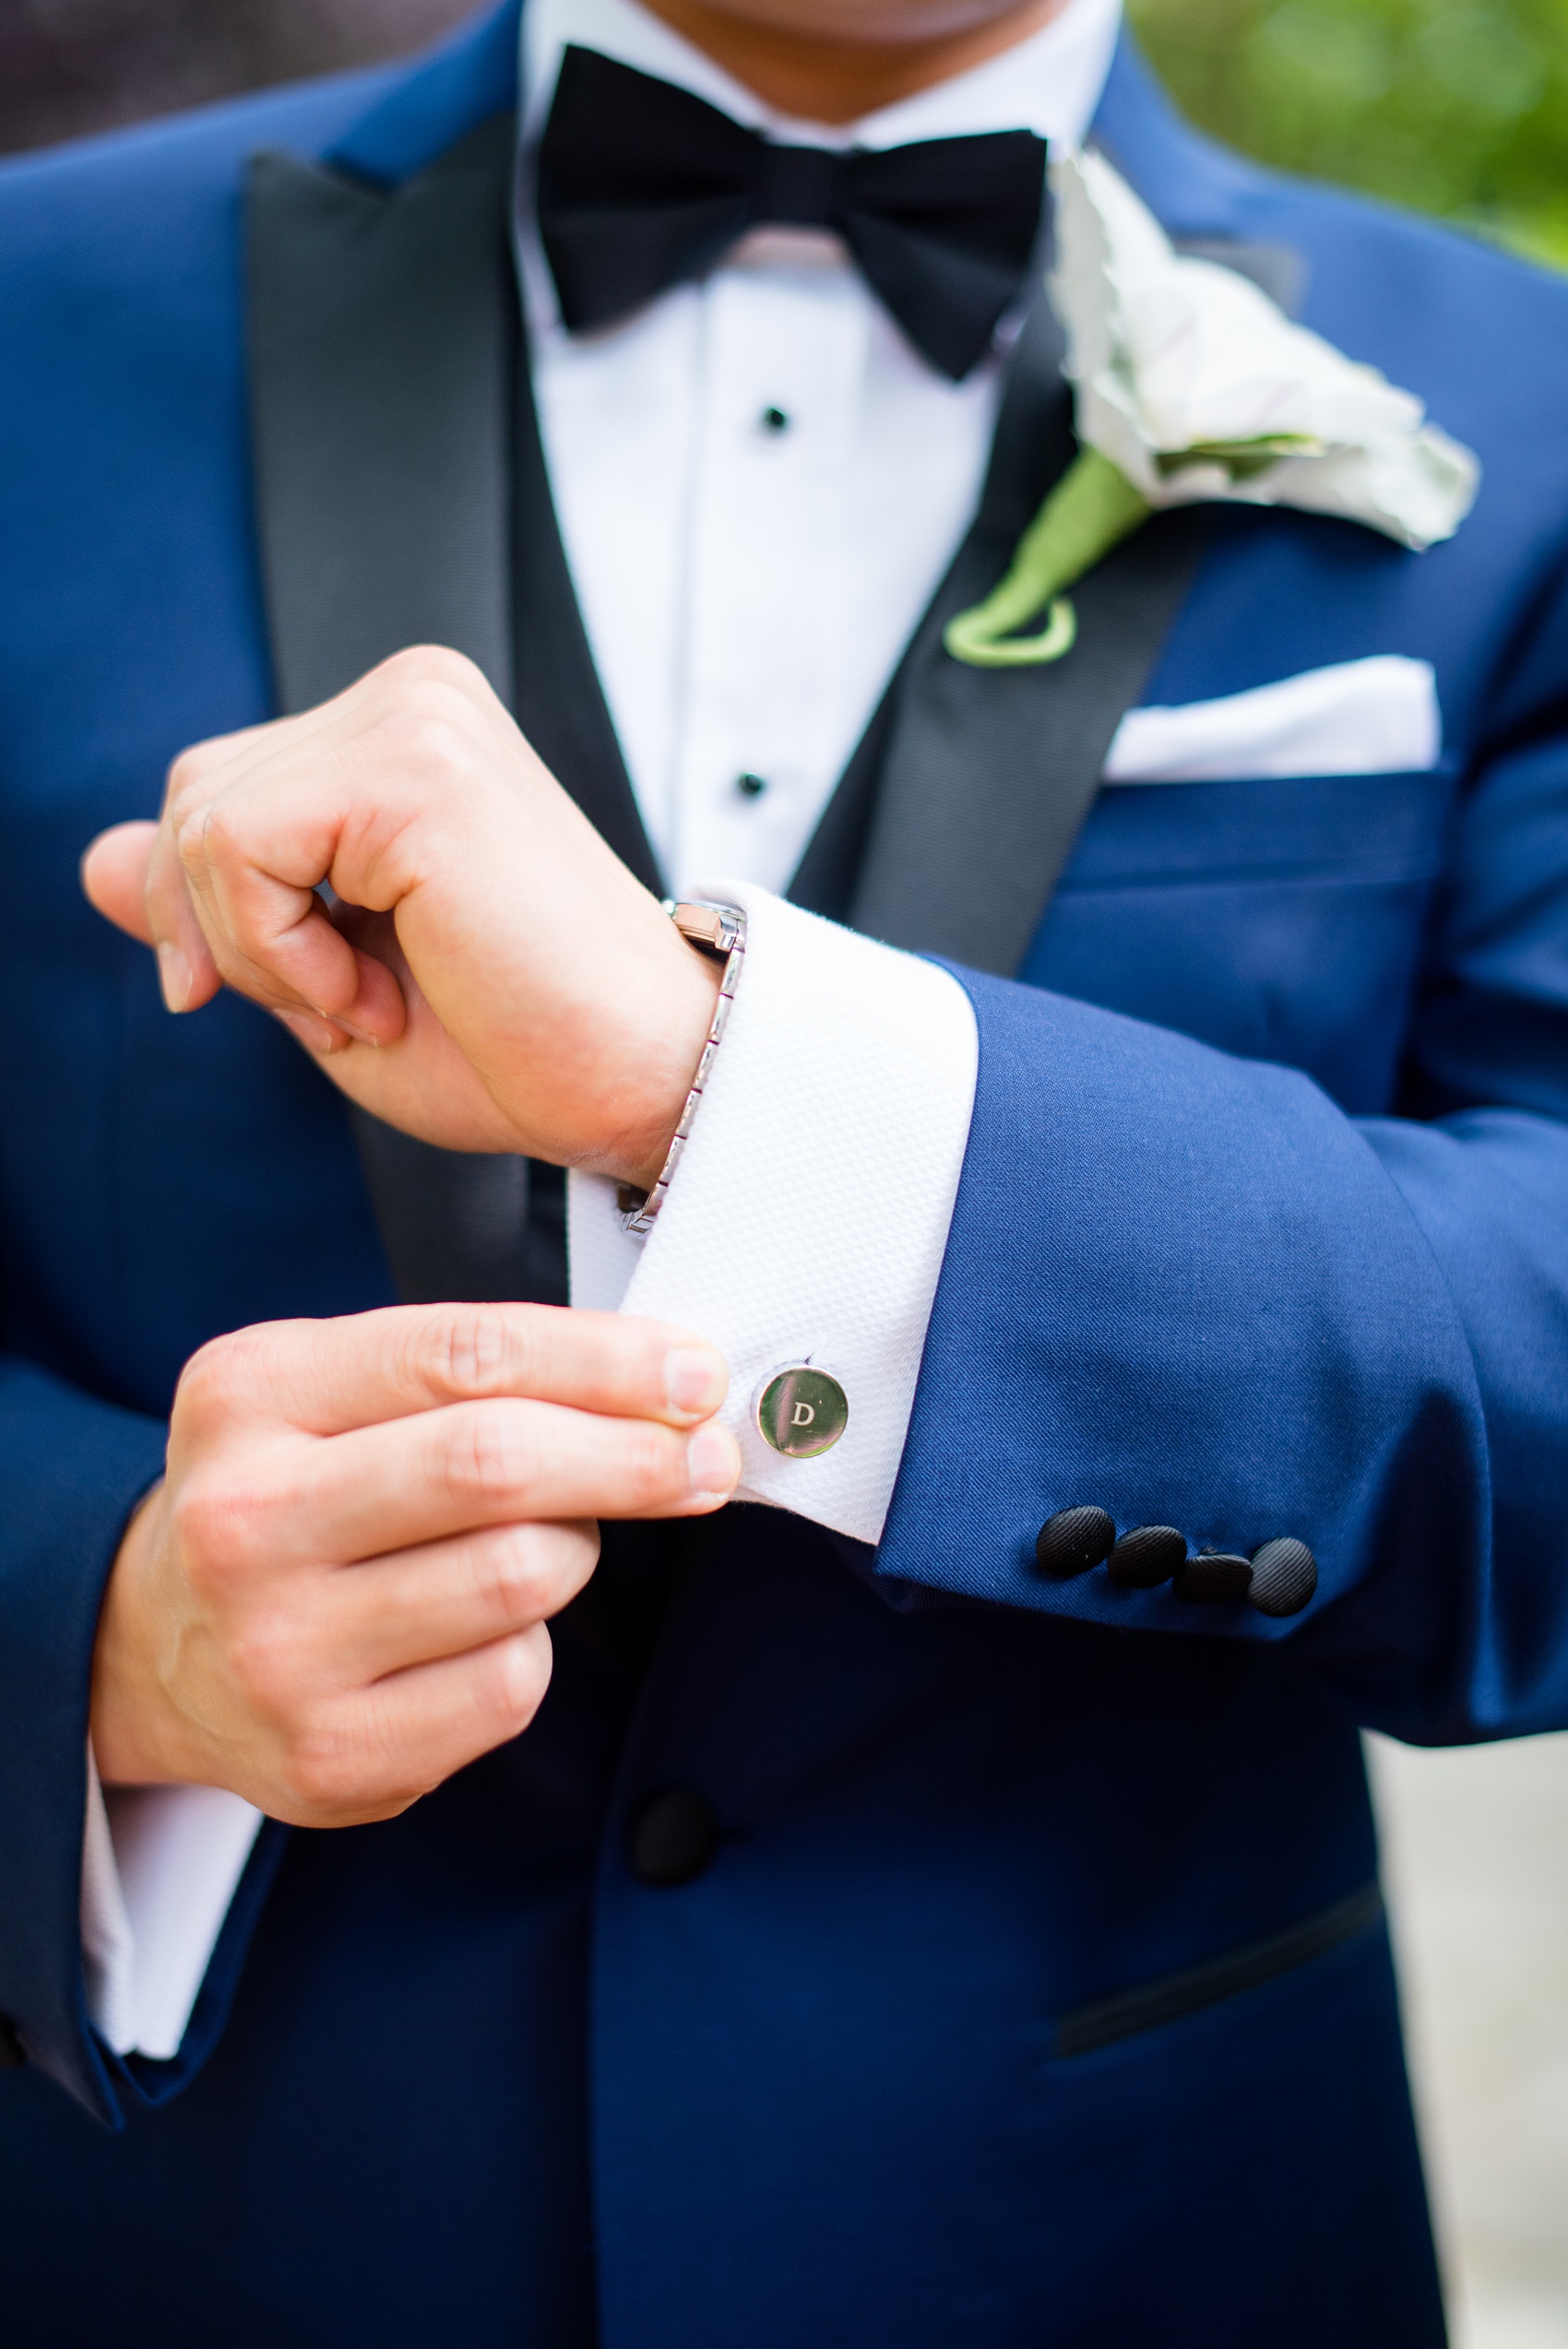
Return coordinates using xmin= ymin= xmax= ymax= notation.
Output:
xmin=616 ymin=899 xmax=747 ymax=1236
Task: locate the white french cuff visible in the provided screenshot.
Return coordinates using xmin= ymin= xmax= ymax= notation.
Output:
xmin=569 ymin=884 xmax=980 ymax=1546
xmin=81 ymin=1751 xmax=262 ymax=2061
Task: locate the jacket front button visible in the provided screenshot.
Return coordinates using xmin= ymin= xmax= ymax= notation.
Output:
xmin=0 ymin=2015 xmax=24 ymax=2069
xmin=627 ymin=1786 xmax=720 ymax=1887
xmin=1173 ymin=1550 xmax=1253 ymax=1604
xmin=1034 ymin=1506 xmax=1116 ymax=1579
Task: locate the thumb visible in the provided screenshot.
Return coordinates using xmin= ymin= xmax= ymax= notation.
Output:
xmin=81 ymin=821 xmax=158 ymax=944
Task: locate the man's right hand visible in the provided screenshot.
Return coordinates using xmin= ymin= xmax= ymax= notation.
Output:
xmin=89 ymin=1304 xmax=739 ymax=1828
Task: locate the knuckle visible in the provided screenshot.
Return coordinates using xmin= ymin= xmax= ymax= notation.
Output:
xmin=171 ymin=1335 xmax=234 ymax=1429
xmin=189 ymin=795 xmax=242 ymax=872
xmin=398 ymin=706 xmax=470 ymax=787
xmin=444 ymin=1406 xmax=529 ymax=1513
xmin=416 ymin=1306 xmax=529 ymax=1400
xmin=621 ymin=1420 xmax=682 ymax=1509
xmin=168 ymin=1465 xmax=268 ymax=1584
xmin=279 ymin=1713 xmax=368 ymax=1818
xmin=173 ymin=1324 xmax=269 ymax=1430
xmin=224 ymin=1610 xmax=303 ymax=1723
xmin=474 ymin=1526 xmax=554 ymax=1626
xmin=380 ymin=645 xmax=482 ymax=700
xmin=176 ymin=1320 xmax=323 ymax=1446
xmin=163 ymin=742 xmax=215 ymax=821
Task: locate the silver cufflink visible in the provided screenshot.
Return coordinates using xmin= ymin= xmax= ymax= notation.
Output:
xmin=754 ymin=1364 xmax=849 ymax=1459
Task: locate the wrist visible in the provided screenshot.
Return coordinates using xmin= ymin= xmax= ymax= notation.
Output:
xmin=601 ymin=923 xmax=725 ymax=1192
xmin=89 ymin=1484 xmax=187 ymax=1788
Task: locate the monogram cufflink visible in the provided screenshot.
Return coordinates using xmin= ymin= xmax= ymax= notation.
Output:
xmin=754 ymin=1365 xmax=849 ymax=1459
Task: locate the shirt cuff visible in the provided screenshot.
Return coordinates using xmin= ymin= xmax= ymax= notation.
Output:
xmin=568 ymin=884 xmax=979 ymax=1545
xmin=80 ymin=1750 xmax=263 ymax=2061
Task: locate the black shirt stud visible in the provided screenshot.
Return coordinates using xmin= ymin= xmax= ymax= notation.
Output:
xmin=1035 ymin=1506 xmax=1116 ymax=1579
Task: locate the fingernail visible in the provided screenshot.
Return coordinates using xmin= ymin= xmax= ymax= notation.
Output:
xmin=276 ymin=1008 xmax=340 ymax=1056
xmin=665 ymin=1346 xmax=726 ymax=1418
xmin=315 ymin=1008 xmax=381 ymax=1048
xmin=686 ymin=1422 xmax=739 ymax=1499
xmin=157 ymin=943 xmax=192 ymax=1013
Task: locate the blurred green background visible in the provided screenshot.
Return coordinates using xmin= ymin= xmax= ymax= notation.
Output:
xmin=1131 ymin=0 xmax=1568 ymax=267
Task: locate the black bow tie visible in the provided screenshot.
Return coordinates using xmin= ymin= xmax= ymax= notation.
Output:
xmin=535 ymin=45 xmax=1048 ymax=381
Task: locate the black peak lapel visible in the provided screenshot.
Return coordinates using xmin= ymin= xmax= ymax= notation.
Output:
xmin=247 ymin=113 xmax=517 ymax=711
xmin=246 ymin=112 xmax=624 ymax=1306
xmin=849 ymin=286 xmax=1206 ymax=977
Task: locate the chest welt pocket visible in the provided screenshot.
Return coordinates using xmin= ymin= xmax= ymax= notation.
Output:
xmin=1053 ymin=1881 xmax=1384 ymax=2058
xmin=1021 ymin=770 xmax=1456 ymax=1111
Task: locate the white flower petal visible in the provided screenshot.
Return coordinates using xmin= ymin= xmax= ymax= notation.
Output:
xmin=1048 ymin=148 xmax=1480 ymax=550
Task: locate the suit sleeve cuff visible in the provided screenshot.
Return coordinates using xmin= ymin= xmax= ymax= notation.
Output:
xmin=81 ymin=1750 xmax=263 ymax=2061
xmin=567 ymin=884 xmax=979 ymax=1545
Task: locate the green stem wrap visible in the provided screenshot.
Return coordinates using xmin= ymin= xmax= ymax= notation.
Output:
xmin=944 ymin=445 xmax=1153 ymax=668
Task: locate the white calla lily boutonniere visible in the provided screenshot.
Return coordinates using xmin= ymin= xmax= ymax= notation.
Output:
xmin=946 ymin=148 xmax=1481 ymax=668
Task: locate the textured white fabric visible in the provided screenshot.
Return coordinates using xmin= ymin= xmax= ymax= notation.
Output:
xmin=82 ymin=1753 xmax=262 ymax=2060
xmin=570 ymin=885 xmax=979 ymax=1544
xmin=1104 ymin=656 xmax=1441 ymax=783
xmin=521 ymin=0 xmax=1123 ymax=897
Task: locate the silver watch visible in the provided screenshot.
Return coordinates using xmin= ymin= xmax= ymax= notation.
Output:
xmin=616 ymin=899 xmax=747 ymax=1235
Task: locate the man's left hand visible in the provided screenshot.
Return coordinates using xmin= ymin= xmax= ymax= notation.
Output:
xmin=81 ymin=647 xmax=720 ymax=1190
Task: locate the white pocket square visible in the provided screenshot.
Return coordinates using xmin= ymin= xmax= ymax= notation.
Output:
xmin=1104 ymin=656 xmax=1441 ymax=785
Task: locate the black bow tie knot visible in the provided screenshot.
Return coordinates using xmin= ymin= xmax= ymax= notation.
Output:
xmin=535 ymin=45 xmax=1049 ymax=380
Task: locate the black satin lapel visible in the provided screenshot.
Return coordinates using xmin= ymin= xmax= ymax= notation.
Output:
xmin=350 ymin=1135 xmax=564 ymax=1307
xmin=847 ymin=284 xmax=1206 ymax=977
xmin=248 ymin=113 xmax=557 ymax=1308
xmin=789 ymin=294 xmax=1074 ymax=924
xmin=850 ymin=520 xmax=1206 ymax=979
xmin=247 ymin=113 xmax=517 ymax=709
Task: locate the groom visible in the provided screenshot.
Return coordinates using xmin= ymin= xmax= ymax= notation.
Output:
xmin=2 ymin=0 xmax=1567 ymax=2342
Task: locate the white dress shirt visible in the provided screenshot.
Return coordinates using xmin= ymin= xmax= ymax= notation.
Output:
xmin=521 ymin=0 xmax=1123 ymax=895
xmin=83 ymin=0 xmax=1123 ymax=2060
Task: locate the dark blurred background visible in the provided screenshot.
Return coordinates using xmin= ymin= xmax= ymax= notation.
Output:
xmin=0 ymin=0 xmax=474 ymax=152
xmin=2 ymin=0 xmax=1565 ymax=268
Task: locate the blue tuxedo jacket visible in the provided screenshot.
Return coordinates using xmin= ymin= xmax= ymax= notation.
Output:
xmin=2 ymin=7 xmax=1567 ymax=2343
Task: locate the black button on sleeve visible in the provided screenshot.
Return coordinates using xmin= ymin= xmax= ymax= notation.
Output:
xmin=1249 ymin=1537 xmax=1318 ymax=1617
xmin=0 ymin=2016 xmax=24 ymax=2070
xmin=1173 ymin=1551 xmax=1253 ymax=1605
xmin=1106 ymin=1525 xmax=1187 ymax=1588
xmin=1034 ymin=1506 xmax=1116 ymax=1579
xmin=627 ymin=1786 xmax=720 ymax=1887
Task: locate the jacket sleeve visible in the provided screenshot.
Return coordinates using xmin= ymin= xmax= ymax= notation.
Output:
xmin=0 ymin=1353 xmax=285 ymax=2124
xmin=874 ymin=671 xmax=1568 ymax=1748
